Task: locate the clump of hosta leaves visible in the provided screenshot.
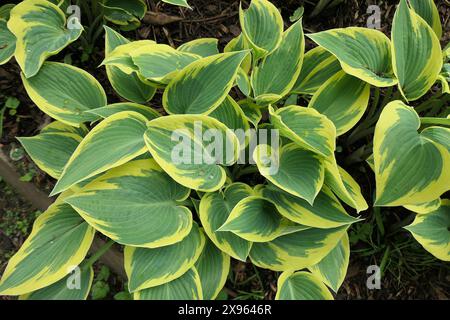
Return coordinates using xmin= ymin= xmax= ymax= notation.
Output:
xmin=0 ymin=0 xmax=449 ymax=300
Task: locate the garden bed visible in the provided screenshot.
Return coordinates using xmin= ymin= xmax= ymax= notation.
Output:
xmin=0 ymin=0 xmax=449 ymax=300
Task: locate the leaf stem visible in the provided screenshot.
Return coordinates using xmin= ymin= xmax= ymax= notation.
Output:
xmin=82 ymin=239 xmax=115 ymax=271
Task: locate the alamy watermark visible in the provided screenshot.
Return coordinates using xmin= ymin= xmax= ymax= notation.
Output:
xmin=170 ymin=122 xmax=280 ymax=175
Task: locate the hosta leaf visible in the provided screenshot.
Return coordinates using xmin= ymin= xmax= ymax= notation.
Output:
xmin=162 ymin=0 xmax=191 ymax=9
xmin=249 ymin=226 xmax=348 ymax=271
xmin=124 ymin=223 xmax=205 ymax=292
xmin=22 ymin=62 xmax=107 ymax=127
xmin=374 ymin=101 xmax=450 ymax=206
xmin=102 ymin=40 xmax=156 ymax=74
xmin=18 ymin=123 xmax=85 ymax=179
xmin=324 ymin=158 xmax=368 ymax=213
xmin=291 ymin=46 xmax=341 ymax=95
xmin=7 ymin=0 xmax=83 ymax=78
xmin=404 ymin=199 xmax=442 ymax=215
xmin=239 ymin=0 xmax=284 ymax=60
xmin=87 ymin=102 xmax=160 ymax=121
xmin=104 ymin=26 xmax=156 ymax=104
xmin=20 ymin=265 xmax=94 ymax=300
xmin=130 ymin=44 xmax=200 ymax=84
xmin=309 ymin=71 xmax=371 ymax=136
xmin=218 ymin=196 xmax=305 ymax=242
xmin=367 ymin=155 xmax=442 ymax=214
xmin=0 ymin=192 xmax=95 ymax=295
xmin=437 ymin=75 xmax=450 ymax=94
xmin=237 ymin=68 xmax=252 ymax=97
xmin=144 ymin=115 xmax=240 ymax=192
xmin=251 ymin=19 xmax=304 ymax=104
xmin=135 ymin=268 xmax=202 ymax=300
xmin=308 ymin=233 xmax=350 ymax=293
xmin=239 ymin=99 xmax=262 ymax=128
xmin=41 ymin=120 xmax=89 ymax=136
xmin=392 ymin=0 xmax=442 ymax=101
xmin=51 ymin=111 xmax=148 ymax=195
xmin=409 ymin=0 xmax=442 ymax=39
xmin=199 ymin=183 xmax=254 ymax=261
xmin=0 ymin=4 xmax=15 ymax=65
xmin=308 ymin=27 xmax=397 ymax=87
xmin=254 ymin=143 xmax=325 ymax=205
xmin=262 ymin=184 xmax=360 ymax=229
xmin=275 ymin=271 xmax=333 ymax=300
xmin=102 ymin=0 xmax=146 ymax=30
xmin=224 ymin=34 xmax=252 ymax=73
xmin=163 ymin=51 xmax=249 ymax=114
xmin=178 ymin=38 xmax=219 ymax=57
xmin=270 ymin=105 xmax=336 ymax=158
xmin=405 ymin=200 xmax=450 ymax=261
xmin=208 ymin=96 xmax=250 ymax=149
xmin=65 ymin=159 xmax=192 ymax=248
xmin=195 ymin=238 xmax=231 ymax=300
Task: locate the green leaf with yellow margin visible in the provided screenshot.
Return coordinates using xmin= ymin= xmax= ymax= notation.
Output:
xmin=309 ymin=70 xmax=371 ymax=136
xmin=373 ymin=101 xmax=450 ymax=206
xmin=269 ymin=105 xmax=336 ymax=158
xmin=144 ymin=114 xmax=240 ymax=192
xmin=291 ymin=46 xmax=341 ymax=95
xmin=163 ymin=51 xmax=249 ymax=114
xmin=199 ymin=183 xmax=254 ymax=261
xmin=208 ymin=96 xmax=250 ymax=133
xmin=308 ymin=233 xmax=350 ymax=293
xmin=239 ymin=0 xmax=284 ymax=60
xmin=17 ymin=122 xmax=85 ymax=179
xmin=195 ymin=237 xmax=231 ymax=300
xmin=102 ymin=40 xmax=156 ymax=74
xmin=323 ymin=158 xmax=368 ymax=213
xmin=124 ymin=223 xmax=205 ymax=292
xmin=308 ymin=27 xmax=397 ymax=87
xmin=404 ymin=199 xmax=442 ymax=215
xmin=0 ymin=191 xmax=95 ymax=296
xmin=239 ymin=99 xmax=262 ymax=127
xmin=135 ymin=268 xmax=202 ymax=300
xmin=20 ymin=264 xmax=94 ymax=300
xmin=178 ymin=38 xmax=219 ymax=57
xmin=162 ymin=0 xmax=192 ymax=9
xmin=130 ymin=44 xmax=200 ymax=85
xmin=104 ymin=26 xmax=156 ymax=104
xmin=405 ymin=200 xmax=450 ymax=261
xmin=262 ymin=184 xmax=360 ymax=229
xmin=392 ymin=0 xmax=442 ymax=101
xmin=437 ymin=75 xmax=449 ymax=94
xmin=51 ymin=111 xmax=149 ymax=195
xmin=87 ymin=102 xmax=160 ymax=121
xmin=0 ymin=4 xmax=16 ymax=65
xmin=249 ymin=225 xmax=348 ymax=271
xmin=367 ymin=153 xmax=441 ymax=214
xmin=251 ymin=19 xmax=304 ymax=104
xmin=218 ymin=196 xmax=306 ymax=242
xmin=22 ymin=62 xmax=107 ymax=127
xmin=224 ymin=34 xmax=252 ymax=73
xmin=41 ymin=120 xmax=89 ymax=136
xmin=65 ymin=159 xmax=193 ymax=248
xmin=102 ymin=0 xmax=146 ymax=31
xmin=236 ymin=68 xmax=252 ymax=97
xmin=254 ymin=143 xmax=325 ymax=205
xmin=7 ymin=0 xmax=83 ymax=78
xmin=275 ymin=271 xmax=333 ymax=300
xmin=409 ymin=0 xmax=442 ymax=39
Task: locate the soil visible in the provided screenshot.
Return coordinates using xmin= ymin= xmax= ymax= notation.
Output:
xmin=0 ymin=0 xmax=449 ymax=300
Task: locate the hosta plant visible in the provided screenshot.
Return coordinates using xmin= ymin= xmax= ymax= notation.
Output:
xmin=0 ymin=0 xmax=449 ymax=300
